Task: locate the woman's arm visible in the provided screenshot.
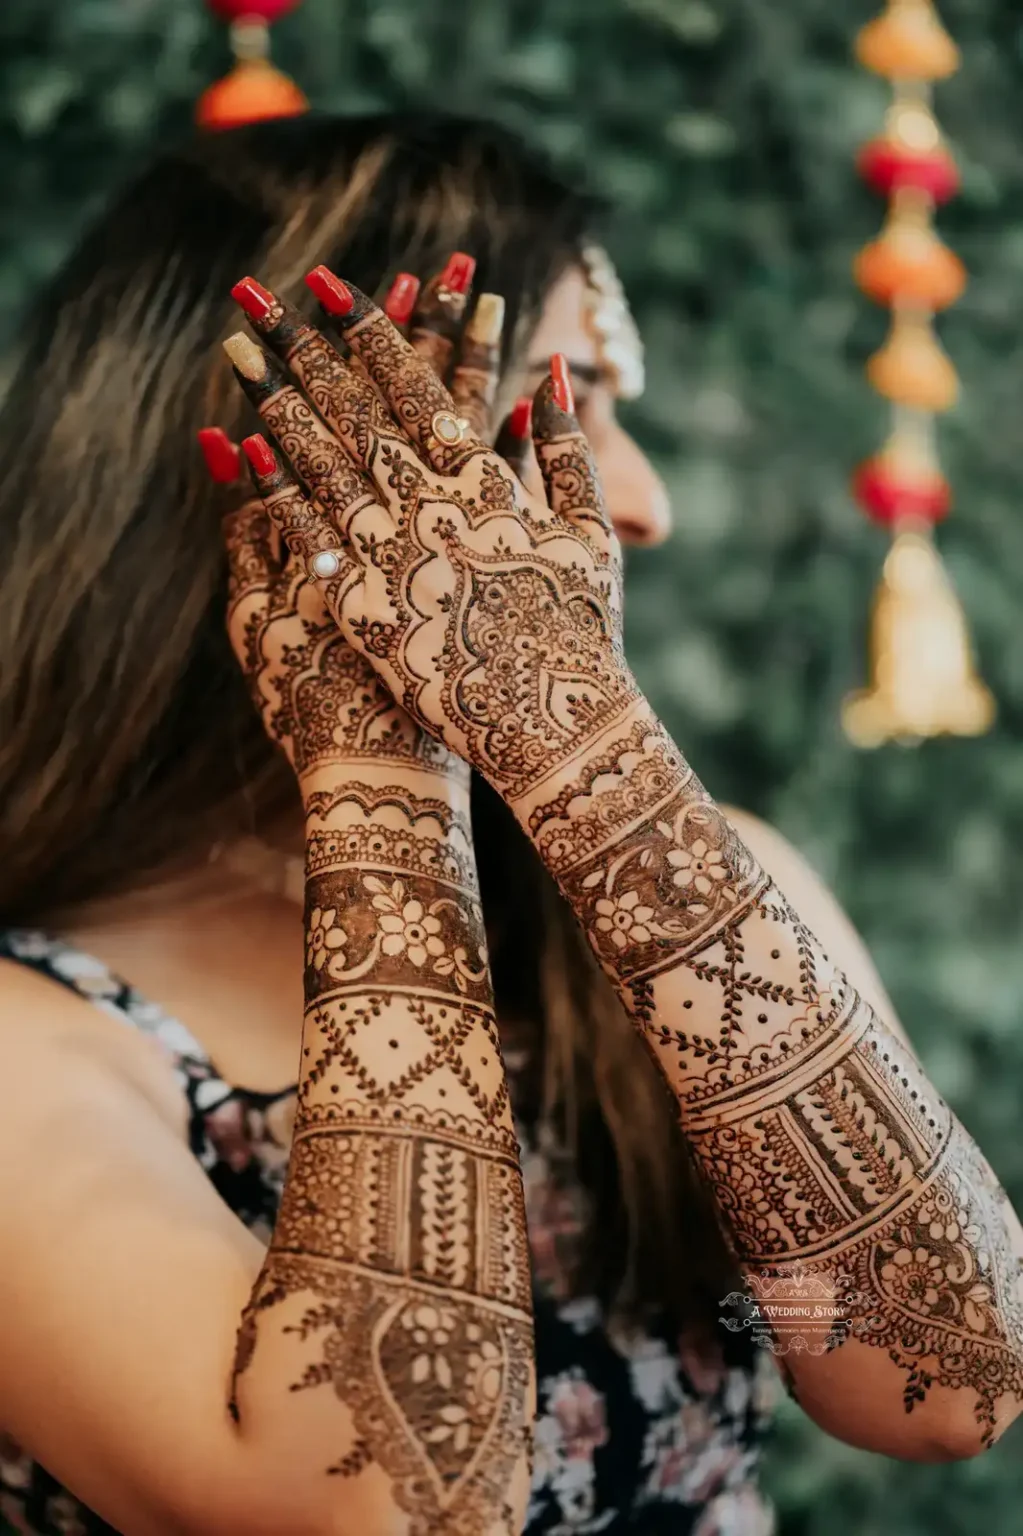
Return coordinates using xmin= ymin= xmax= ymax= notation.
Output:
xmin=218 ymin=278 xmax=533 ymax=1534
xmin=223 ymin=275 xmax=1023 ymax=1466
xmin=514 ymin=698 xmax=1023 ymax=1459
xmin=222 ymin=497 xmax=532 ymax=1534
xmin=0 ymin=725 xmax=532 ymax=1536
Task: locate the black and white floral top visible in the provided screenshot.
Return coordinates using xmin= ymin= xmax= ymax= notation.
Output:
xmin=0 ymin=930 xmax=777 ymax=1535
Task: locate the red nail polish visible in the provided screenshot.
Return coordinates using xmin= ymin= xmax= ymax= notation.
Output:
xmin=197 ymin=427 xmax=242 ymax=484
xmin=384 ymin=272 xmax=421 ymax=325
xmin=551 ymin=354 xmax=575 ymax=414
xmin=242 ymin=433 xmax=277 ymax=478
xmin=509 ymin=397 xmax=533 ymax=439
xmin=305 ymin=265 xmax=355 ymax=317
xmin=440 ymin=251 xmax=476 ymax=296
xmin=230 ymin=276 xmax=276 ymax=324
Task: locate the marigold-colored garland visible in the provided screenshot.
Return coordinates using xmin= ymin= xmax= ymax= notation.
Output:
xmin=842 ymin=0 xmax=994 ymax=746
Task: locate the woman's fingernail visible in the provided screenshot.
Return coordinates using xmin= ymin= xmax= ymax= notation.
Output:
xmin=551 ymin=354 xmax=575 ymax=414
xmin=223 ymin=332 xmax=269 ymax=381
xmin=305 ymin=265 xmax=355 ymax=317
xmin=230 ymin=276 xmax=276 ymax=324
xmin=197 ymin=427 xmax=242 ymax=483
xmin=384 ymin=272 xmax=421 ymax=325
xmin=242 ymin=433 xmax=277 ymax=478
xmin=466 ymin=293 xmax=505 ymax=346
xmin=509 ymin=397 xmax=533 ymax=438
xmin=440 ymin=252 xmax=476 ymax=296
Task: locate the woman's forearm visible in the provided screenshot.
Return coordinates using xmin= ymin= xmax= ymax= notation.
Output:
xmin=513 ymin=695 xmax=1023 ymax=1458
xmin=231 ymin=766 xmax=533 ymax=1535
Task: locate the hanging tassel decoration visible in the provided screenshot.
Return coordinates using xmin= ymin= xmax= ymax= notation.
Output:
xmin=842 ymin=0 xmax=994 ymax=747
xmin=196 ymin=1 xmax=308 ymax=132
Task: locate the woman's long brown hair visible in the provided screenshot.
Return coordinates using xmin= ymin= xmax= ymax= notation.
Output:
xmin=0 ymin=111 xmax=738 ymax=1339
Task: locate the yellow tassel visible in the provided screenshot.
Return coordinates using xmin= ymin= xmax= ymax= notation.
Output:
xmin=842 ymin=528 xmax=994 ymax=746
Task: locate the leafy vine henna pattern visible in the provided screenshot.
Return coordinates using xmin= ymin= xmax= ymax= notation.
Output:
xmin=521 ymin=699 xmax=1023 ymax=1446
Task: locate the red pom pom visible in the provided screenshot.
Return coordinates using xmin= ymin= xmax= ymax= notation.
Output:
xmin=858 ymin=140 xmax=959 ymax=203
xmin=206 ymin=0 xmax=303 ymax=20
xmin=852 ymin=457 xmax=951 ymax=526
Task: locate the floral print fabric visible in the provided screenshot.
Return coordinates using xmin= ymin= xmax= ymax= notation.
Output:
xmin=0 ymin=930 xmax=776 ymax=1535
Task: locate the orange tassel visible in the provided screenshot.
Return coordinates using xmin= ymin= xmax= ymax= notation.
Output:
xmin=866 ymin=315 xmax=959 ymax=411
xmin=856 ymin=0 xmax=959 ymax=80
xmin=196 ymin=57 xmax=308 ymax=131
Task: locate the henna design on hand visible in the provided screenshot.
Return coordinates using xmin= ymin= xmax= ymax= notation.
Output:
xmin=223 ymin=497 xmax=451 ymax=785
xmin=449 ymin=293 xmax=505 ymax=440
xmin=524 ymin=703 xmax=1023 ymax=1444
xmin=225 ymin=290 xmax=635 ymax=804
xmin=407 ymin=253 xmax=475 ymax=384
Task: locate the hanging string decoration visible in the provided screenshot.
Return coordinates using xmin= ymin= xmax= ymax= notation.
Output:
xmin=197 ymin=1 xmax=308 ymax=131
xmin=842 ymin=0 xmax=994 ymax=747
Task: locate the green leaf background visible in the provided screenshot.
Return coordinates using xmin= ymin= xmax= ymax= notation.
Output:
xmin=2 ymin=2 xmax=1022 ymax=1530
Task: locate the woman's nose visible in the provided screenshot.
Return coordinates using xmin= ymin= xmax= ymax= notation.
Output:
xmin=597 ymin=424 xmax=673 ymax=547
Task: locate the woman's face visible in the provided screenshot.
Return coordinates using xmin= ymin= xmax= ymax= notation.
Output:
xmin=521 ymin=265 xmax=672 ymax=547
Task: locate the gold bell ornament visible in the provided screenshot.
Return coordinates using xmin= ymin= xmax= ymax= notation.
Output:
xmin=842 ymin=0 xmax=993 ymax=745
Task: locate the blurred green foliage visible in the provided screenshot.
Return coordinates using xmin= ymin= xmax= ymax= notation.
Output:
xmin=2 ymin=1 xmax=1023 ymax=1531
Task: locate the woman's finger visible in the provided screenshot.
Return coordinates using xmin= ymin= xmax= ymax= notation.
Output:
xmin=223 ymin=499 xmax=278 ymax=680
xmin=199 ymin=423 xmax=290 ymax=566
xmin=492 ymin=397 xmax=533 ymax=483
xmin=222 ymin=330 xmax=397 ymax=552
xmin=449 ymin=294 xmax=505 ymax=440
xmin=305 ymin=266 xmax=487 ymax=475
xmin=407 ymin=252 xmax=475 ymax=378
xmin=532 ymin=355 xmax=615 ymax=560
xmin=382 ymin=272 xmax=421 ymax=336
xmin=198 ymin=426 xmax=243 ymax=484
xmin=240 ymin=433 xmax=357 ymax=587
xmin=231 ymin=277 xmax=394 ymax=457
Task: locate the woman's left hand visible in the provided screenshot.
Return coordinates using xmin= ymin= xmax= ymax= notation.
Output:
xmin=226 ymin=273 xmax=641 ymax=808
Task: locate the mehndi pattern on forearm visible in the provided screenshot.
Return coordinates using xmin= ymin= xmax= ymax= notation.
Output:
xmin=527 ymin=711 xmax=1023 ymax=1442
xmin=232 ymin=783 xmax=533 ymax=1531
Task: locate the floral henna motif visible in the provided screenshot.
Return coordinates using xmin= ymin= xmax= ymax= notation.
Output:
xmin=686 ymin=1012 xmax=1023 ymax=1441
xmin=303 ymin=867 xmax=491 ymax=1001
xmin=225 ymin=501 xmax=451 ymax=781
xmin=551 ymin=764 xmax=768 ymax=986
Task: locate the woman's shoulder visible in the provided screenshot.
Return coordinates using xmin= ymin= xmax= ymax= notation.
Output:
xmin=0 ymin=933 xmax=187 ymax=1137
